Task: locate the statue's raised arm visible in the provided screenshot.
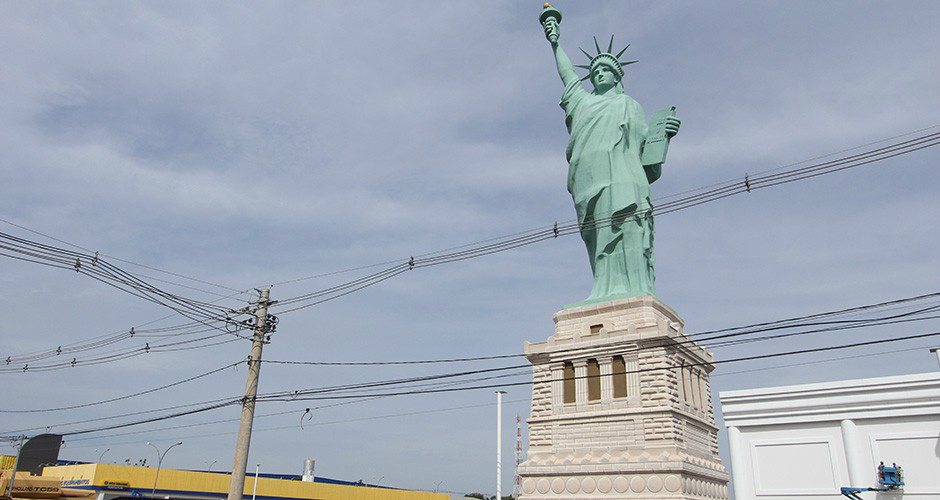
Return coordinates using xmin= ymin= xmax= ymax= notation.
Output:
xmin=540 ymin=4 xmax=578 ymax=87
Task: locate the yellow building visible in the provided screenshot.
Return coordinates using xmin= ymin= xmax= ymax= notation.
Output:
xmin=0 ymin=470 xmax=94 ymax=500
xmin=32 ymin=464 xmax=444 ymax=500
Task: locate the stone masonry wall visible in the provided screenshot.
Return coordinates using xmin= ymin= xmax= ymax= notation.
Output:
xmin=519 ymin=297 xmax=728 ymax=499
xmin=553 ymin=414 xmax=642 ymax=452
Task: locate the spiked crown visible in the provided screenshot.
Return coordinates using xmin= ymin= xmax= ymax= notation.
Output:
xmin=576 ymin=35 xmax=638 ymax=83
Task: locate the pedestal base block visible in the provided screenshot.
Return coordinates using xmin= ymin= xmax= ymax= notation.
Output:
xmin=519 ymin=297 xmax=728 ymax=500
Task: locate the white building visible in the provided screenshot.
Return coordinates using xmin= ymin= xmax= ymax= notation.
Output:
xmin=719 ymin=350 xmax=940 ymax=500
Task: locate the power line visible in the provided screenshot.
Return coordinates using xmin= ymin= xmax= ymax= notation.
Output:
xmin=267 ymin=225 xmax=560 ymax=288
xmin=62 ymin=399 xmax=532 ymax=451
xmin=62 ymin=409 xmax=303 ymax=444
xmin=692 ymin=303 xmax=940 ymax=349
xmin=62 ymin=378 xmax=536 ymax=445
xmin=4 ymin=292 xmax=937 ymax=437
xmin=711 ymin=343 xmax=939 ymax=378
xmin=5 ymin=323 xmax=229 ymax=366
xmin=62 ymin=400 xmax=242 ymax=437
xmin=263 ymin=291 xmax=940 ymax=367
xmin=0 ymin=361 xmax=245 ymax=413
xmin=259 ymin=329 xmax=940 ymax=403
xmin=267 ymin=126 xmax=939 ymax=289
xmin=262 ymin=353 xmax=527 ymax=366
xmin=6 ymin=328 xmax=937 ymax=440
xmin=656 ymin=124 xmax=940 ymax=202
xmin=4 ymin=131 xmax=936 ymax=374
xmin=1 ymin=128 xmax=933 ymax=392
xmin=0 ymin=330 xmax=249 ymax=374
xmin=1 ymin=290 xmax=932 ymax=426
xmin=0 ymin=395 xmax=245 ymax=436
xmin=251 ymin=306 xmax=940 ymax=407
xmin=688 ymin=292 xmax=940 ymax=337
xmin=701 ymin=311 xmax=940 ymax=349
xmin=260 ymin=299 xmax=940 ymax=402
xmin=0 ymin=346 xmax=929 ymax=456
xmin=252 ymin=365 xmax=531 ymax=402
xmin=2 ymin=288 xmax=255 ymax=369
xmin=0 ymin=231 xmax=244 ymax=324
xmin=0 ymin=217 xmax=246 ymax=295
xmin=0 ymin=363 xmax=531 ymax=435
xmin=0 ymin=240 xmax=263 ymax=371
xmin=5 ymin=291 xmax=933 ymax=425
xmin=10 ymin=367 xmax=534 ymax=438
xmin=88 ymin=304 xmax=940 ymax=429
xmin=268 ymin=132 xmax=940 ymax=314
xmin=70 ymin=341 xmax=940 ymax=450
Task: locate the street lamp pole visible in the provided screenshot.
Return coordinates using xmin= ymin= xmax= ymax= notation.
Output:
xmin=98 ymin=448 xmax=110 ymax=463
xmin=148 ymin=441 xmax=183 ymax=498
xmin=496 ymin=390 xmax=507 ymax=500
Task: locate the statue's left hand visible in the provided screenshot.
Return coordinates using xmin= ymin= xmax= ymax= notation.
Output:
xmin=665 ymin=116 xmax=681 ymax=138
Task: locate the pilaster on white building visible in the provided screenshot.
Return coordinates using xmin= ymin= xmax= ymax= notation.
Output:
xmin=720 ymin=350 xmax=940 ymax=499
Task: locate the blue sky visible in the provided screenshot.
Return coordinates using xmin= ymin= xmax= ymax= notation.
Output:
xmin=1 ymin=1 xmax=939 ymax=496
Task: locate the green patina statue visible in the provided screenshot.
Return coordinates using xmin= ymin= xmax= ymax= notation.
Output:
xmin=540 ymin=4 xmax=680 ymax=308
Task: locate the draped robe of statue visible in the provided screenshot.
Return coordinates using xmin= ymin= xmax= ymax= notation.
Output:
xmin=561 ymin=77 xmax=659 ymax=304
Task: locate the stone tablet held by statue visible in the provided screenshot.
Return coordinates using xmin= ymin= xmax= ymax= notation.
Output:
xmin=641 ymin=106 xmax=677 ymax=167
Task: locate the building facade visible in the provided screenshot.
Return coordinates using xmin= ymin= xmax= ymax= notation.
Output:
xmin=720 ymin=363 xmax=940 ymax=499
xmin=35 ymin=463 xmax=444 ymax=500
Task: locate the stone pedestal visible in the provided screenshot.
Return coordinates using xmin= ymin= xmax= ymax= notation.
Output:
xmin=518 ymin=296 xmax=729 ymax=499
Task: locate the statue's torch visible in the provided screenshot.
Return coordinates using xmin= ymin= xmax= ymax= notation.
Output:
xmin=540 ymin=3 xmax=562 ymax=43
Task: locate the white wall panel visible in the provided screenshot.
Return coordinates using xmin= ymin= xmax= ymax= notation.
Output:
xmin=869 ymin=432 xmax=940 ymax=494
xmin=750 ymin=438 xmax=840 ymax=496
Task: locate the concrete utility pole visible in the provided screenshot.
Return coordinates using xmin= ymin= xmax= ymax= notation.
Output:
xmin=226 ymin=289 xmax=272 ymax=500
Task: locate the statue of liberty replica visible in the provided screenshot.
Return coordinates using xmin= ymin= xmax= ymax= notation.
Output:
xmin=541 ymin=4 xmax=680 ymax=307
xmin=517 ymin=6 xmax=729 ymax=500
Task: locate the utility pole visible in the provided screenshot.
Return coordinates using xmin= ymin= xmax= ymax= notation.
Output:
xmin=496 ymin=391 xmax=506 ymax=500
xmin=226 ymin=289 xmax=273 ymax=500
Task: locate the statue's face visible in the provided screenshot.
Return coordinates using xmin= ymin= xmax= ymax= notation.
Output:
xmin=591 ymin=64 xmax=619 ymax=93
